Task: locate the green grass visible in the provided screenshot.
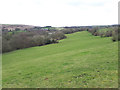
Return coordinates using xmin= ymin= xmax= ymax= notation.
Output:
xmin=98 ymin=28 xmax=112 ymax=33
xmin=2 ymin=31 xmax=118 ymax=88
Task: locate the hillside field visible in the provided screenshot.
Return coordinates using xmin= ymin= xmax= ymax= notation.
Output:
xmin=98 ymin=28 xmax=113 ymax=33
xmin=2 ymin=31 xmax=118 ymax=88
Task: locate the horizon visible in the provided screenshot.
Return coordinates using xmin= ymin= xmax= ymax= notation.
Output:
xmin=1 ymin=23 xmax=118 ymax=27
xmin=0 ymin=0 xmax=119 ymax=27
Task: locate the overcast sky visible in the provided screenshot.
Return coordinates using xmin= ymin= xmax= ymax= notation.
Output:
xmin=0 ymin=0 xmax=119 ymax=27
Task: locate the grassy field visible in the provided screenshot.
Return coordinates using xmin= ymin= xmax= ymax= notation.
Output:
xmin=98 ymin=28 xmax=112 ymax=33
xmin=2 ymin=31 xmax=118 ymax=88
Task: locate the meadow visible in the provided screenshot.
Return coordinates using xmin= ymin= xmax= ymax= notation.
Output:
xmin=2 ymin=31 xmax=118 ymax=88
xmin=98 ymin=28 xmax=113 ymax=33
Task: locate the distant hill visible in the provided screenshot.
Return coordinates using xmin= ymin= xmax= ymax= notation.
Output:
xmin=2 ymin=24 xmax=35 ymax=31
xmin=1 ymin=24 xmax=118 ymax=31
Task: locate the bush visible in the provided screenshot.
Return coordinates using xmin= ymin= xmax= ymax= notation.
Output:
xmin=112 ymin=35 xmax=118 ymax=42
xmin=2 ymin=38 xmax=12 ymax=52
xmin=51 ymin=31 xmax=67 ymax=40
xmin=15 ymin=28 xmax=20 ymax=31
xmin=61 ymin=28 xmax=83 ymax=34
xmin=112 ymin=27 xmax=119 ymax=42
xmin=2 ymin=30 xmax=67 ymax=53
xmin=87 ymin=26 xmax=119 ymax=42
xmin=10 ymin=33 xmax=32 ymax=50
xmin=105 ymin=31 xmax=112 ymax=37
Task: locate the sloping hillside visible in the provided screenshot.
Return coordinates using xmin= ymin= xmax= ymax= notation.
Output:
xmin=2 ymin=31 xmax=118 ymax=88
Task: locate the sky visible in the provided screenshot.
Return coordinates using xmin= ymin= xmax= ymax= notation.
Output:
xmin=0 ymin=0 xmax=119 ymax=27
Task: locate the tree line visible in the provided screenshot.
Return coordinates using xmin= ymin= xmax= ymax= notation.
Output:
xmin=87 ymin=26 xmax=120 ymax=42
xmin=2 ymin=27 xmax=84 ymax=53
xmin=2 ymin=30 xmax=66 ymax=53
xmin=2 ymin=26 xmax=119 ymax=53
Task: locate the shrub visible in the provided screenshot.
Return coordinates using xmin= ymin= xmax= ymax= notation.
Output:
xmin=10 ymin=33 xmax=31 ymax=50
xmin=112 ymin=27 xmax=119 ymax=41
xmin=105 ymin=31 xmax=112 ymax=37
xmin=112 ymin=35 xmax=118 ymax=42
xmin=15 ymin=28 xmax=20 ymax=31
xmin=51 ymin=31 xmax=66 ymax=40
xmin=2 ymin=38 xmax=12 ymax=52
xmin=2 ymin=30 xmax=67 ymax=53
xmin=61 ymin=28 xmax=82 ymax=34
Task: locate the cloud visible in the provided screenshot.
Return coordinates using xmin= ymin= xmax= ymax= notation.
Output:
xmin=0 ymin=0 xmax=119 ymax=26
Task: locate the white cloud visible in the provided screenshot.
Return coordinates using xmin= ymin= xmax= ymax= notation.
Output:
xmin=0 ymin=0 xmax=119 ymax=26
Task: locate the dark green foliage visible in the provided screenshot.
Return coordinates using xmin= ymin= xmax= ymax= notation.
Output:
xmin=15 ymin=28 xmax=20 ymax=31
